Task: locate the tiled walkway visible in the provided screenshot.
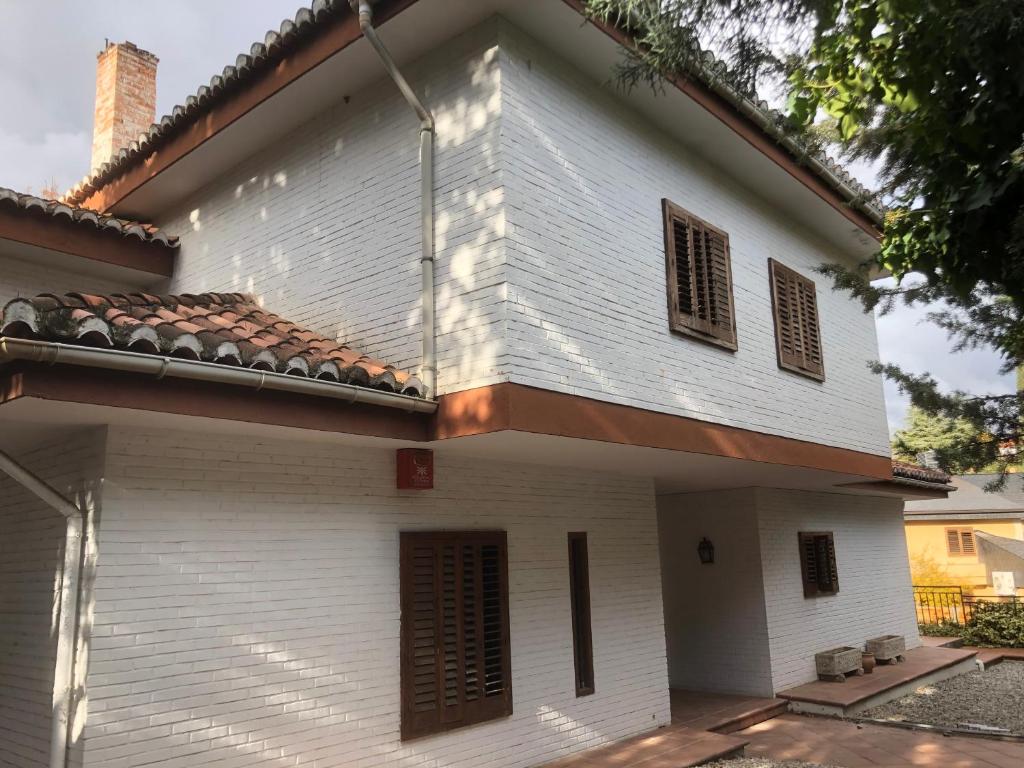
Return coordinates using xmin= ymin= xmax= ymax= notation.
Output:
xmin=739 ymin=713 xmax=1024 ymax=768
xmin=539 ymin=690 xmax=784 ymax=768
xmin=777 ymin=646 xmax=977 ymax=710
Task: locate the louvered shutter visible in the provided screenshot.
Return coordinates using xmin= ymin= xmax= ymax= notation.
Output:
xmin=946 ymin=528 xmax=962 ymax=555
xmin=400 ymin=532 xmax=512 ymax=740
xmin=799 ymin=532 xmax=839 ymax=597
xmin=769 ymin=258 xmax=825 ymax=380
xmin=961 ymin=530 xmax=976 ymax=554
xmin=663 ymin=199 xmax=737 ymax=350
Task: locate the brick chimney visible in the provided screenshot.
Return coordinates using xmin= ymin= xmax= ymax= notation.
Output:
xmin=90 ymin=41 xmax=158 ymax=173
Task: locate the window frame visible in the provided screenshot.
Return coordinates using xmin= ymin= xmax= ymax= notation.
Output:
xmin=662 ymin=198 xmax=738 ymax=351
xmin=768 ymin=258 xmax=825 ymax=381
xmin=399 ymin=530 xmax=513 ymax=741
xmin=567 ymin=532 xmax=595 ymax=697
xmin=798 ymin=531 xmax=839 ymax=598
xmin=945 ymin=527 xmax=976 ymax=556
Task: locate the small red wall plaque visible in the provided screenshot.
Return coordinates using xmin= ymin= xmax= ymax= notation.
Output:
xmin=396 ymin=448 xmax=434 ymax=490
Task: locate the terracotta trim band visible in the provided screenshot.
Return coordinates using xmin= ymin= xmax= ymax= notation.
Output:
xmin=0 ymin=364 xmax=428 ymax=442
xmin=0 ymin=367 xmax=890 ymax=480
xmin=561 ymin=0 xmax=880 ymax=239
xmin=80 ymin=0 xmax=417 ymax=214
xmin=432 ymin=382 xmax=894 ymax=480
xmin=0 ymin=208 xmax=174 ymax=277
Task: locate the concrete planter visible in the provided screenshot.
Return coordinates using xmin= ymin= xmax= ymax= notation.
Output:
xmin=865 ymin=634 xmax=906 ymax=664
xmin=815 ymin=646 xmax=864 ymax=682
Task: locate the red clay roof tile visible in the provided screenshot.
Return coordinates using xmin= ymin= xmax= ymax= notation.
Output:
xmin=1 ymin=291 xmax=422 ymax=396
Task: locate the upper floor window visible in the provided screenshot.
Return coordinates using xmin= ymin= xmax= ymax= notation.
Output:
xmin=399 ymin=531 xmax=512 ymax=740
xmin=799 ymin=531 xmax=839 ymax=597
xmin=768 ymin=258 xmax=825 ymax=381
xmin=946 ymin=527 xmax=976 ymax=556
xmin=662 ymin=199 xmax=737 ymax=350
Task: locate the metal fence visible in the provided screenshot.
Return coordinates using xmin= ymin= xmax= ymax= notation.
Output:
xmin=913 ymin=585 xmax=1022 ymax=626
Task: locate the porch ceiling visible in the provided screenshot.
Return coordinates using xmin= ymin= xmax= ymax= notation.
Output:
xmin=0 ymin=394 xmax=896 ymax=496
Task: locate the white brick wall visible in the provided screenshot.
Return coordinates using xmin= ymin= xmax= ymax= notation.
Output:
xmin=150 ymin=17 xmax=889 ymax=455
xmin=497 ymin=23 xmax=889 ymax=455
xmin=158 ymin=22 xmax=509 ymax=396
xmin=0 ymin=430 xmax=106 ymax=768
xmin=82 ymin=428 xmax=669 ymax=768
xmin=0 ymin=254 xmax=137 ymax=308
xmin=755 ymin=488 xmax=921 ymax=692
xmin=656 ymin=490 xmax=774 ymax=697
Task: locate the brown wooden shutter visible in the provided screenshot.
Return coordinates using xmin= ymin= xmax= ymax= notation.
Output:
xmin=961 ymin=530 xmax=976 ymax=554
xmin=946 ymin=528 xmax=962 ymax=555
xmin=946 ymin=527 xmax=975 ymax=555
xmin=798 ymin=532 xmax=839 ymax=597
xmin=769 ymin=258 xmax=825 ymax=381
xmin=663 ymin=199 xmax=737 ymax=350
xmin=400 ymin=531 xmax=512 ymax=740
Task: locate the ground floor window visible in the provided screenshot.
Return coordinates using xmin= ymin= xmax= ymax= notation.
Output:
xmin=568 ymin=532 xmax=595 ymax=696
xmin=798 ymin=531 xmax=839 ymax=597
xmin=399 ymin=531 xmax=512 ymax=739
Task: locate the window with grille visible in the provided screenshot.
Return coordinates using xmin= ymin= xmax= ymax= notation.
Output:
xmin=946 ymin=527 xmax=976 ymax=556
xmin=798 ymin=531 xmax=839 ymax=597
xmin=663 ymin=199 xmax=737 ymax=350
xmin=769 ymin=258 xmax=825 ymax=381
xmin=567 ymin=532 xmax=594 ymax=696
xmin=399 ymin=531 xmax=512 ymax=740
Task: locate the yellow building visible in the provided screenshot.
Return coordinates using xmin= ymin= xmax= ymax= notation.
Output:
xmin=904 ymin=474 xmax=1024 ymax=596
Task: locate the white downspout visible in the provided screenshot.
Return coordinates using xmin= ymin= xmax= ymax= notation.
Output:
xmin=350 ymin=0 xmax=437 ymax=398
xmin=0 ymin=449 xmax=83 ymax=768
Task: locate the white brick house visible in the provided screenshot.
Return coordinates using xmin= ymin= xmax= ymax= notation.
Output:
xmin=0 ymin=2 xmax=952 ymax=767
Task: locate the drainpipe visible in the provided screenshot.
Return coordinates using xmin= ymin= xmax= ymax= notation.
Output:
xmin=0 ymin=449 xmax=84 ymax=768
xmin=350 ymin=0 xmax=436 ymax=398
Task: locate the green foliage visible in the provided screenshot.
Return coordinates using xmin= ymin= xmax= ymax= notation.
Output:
xmin=893 ymin=407 xmax=990 ymax=472
xmin=918 ymin=621 xmax=964 ymax=638
xmin=585 ymin=0 xmax=1024 ymax=481
xmin=961 ymin=602 xmax=1024 ymax=647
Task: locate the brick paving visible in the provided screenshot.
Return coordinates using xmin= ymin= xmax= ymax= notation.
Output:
xmin=739 ymin=713 xmax=1024 ymax=768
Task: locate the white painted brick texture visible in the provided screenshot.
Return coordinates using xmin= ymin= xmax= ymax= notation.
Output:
xmin=0 ymin=254 xmax=136 ymax=309
xmin=82 ymin=428 xmax=669 ymax=768
xmin=755 ymin=488 xmax=921 ymax=692
xmin=157 ymin=23 xmax=509 ymax=397
xmin=656 ymin=490 xmax=773 ymax=697
xmin=0 ymin=430 xmax=106 ymax=768
xmin=497 ymin=24 xmax=889 ymax=456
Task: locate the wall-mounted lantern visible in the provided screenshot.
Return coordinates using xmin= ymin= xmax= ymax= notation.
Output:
xmin=697 ymin=537 xmax=715 ymax=565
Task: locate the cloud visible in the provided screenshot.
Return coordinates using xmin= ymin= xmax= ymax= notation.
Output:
xmin=875 ymin=298 xmax=1015 ymax=433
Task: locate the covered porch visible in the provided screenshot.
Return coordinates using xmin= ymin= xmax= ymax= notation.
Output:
xmin=540 ymin=689 xmax=785 ymax=768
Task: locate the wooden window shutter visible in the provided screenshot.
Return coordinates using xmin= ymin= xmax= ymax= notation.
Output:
xmin=946 ymin=527 xmax=975 ymax=555
xmin=769 ymin=258 xmax=825 ymax=381
xmin=400 ymin=531 xmax=512 ymax=740
xmin=663 ymin=199 xmax=737 ymax=351
xmin=946 ymin=528 xmax=962 ymax=555
xmin=798 ymin=532 xmax=839 ymax=597
xmin=567 ymin=532 xmax=594 ymax=696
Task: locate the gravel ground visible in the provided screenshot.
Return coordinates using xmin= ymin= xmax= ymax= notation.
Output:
xmin=860 ymin=661 xmax=1024 ymax=734
xmin=701 ymin=759 xmax=835 ymax=768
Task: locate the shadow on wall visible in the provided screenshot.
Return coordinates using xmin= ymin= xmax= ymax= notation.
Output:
xmin=166 ymin=26 xmax=507 ymax=396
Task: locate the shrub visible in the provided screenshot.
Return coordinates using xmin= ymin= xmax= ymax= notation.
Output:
xmin=918 ymin=620 xmax=964 ymax=638
xmin=961 ymin=602 xmax=1024 ymax=647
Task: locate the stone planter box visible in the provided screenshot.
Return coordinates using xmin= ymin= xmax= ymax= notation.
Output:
xmin=865 ymin=634 xmax=906 ymax=664
xmin=815 ymin=646 xmax=864 ymax=682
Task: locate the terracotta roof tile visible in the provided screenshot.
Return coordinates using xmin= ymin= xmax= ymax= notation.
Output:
xmin=0 ymin=187 xmax=176 ymax=246
xmin=892 ymin=461 xmax=952 ymax=486
xmin=1 ymin=291 xmax=422 ymax=397
xmin=59 ymin=1 xmax=882 ymax=227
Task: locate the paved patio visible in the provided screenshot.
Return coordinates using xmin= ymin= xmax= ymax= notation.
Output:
xmin=777 ymin=646 xmax=977 ymax=713
xmin=539 ymin=690 xmax=785 ymax=768
xmin=739 ymin=713 xmax=1024 ymax=768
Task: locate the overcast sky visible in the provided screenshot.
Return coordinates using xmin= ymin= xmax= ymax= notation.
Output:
xmin=0 ymin=0 xmax=1013 ymax=433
